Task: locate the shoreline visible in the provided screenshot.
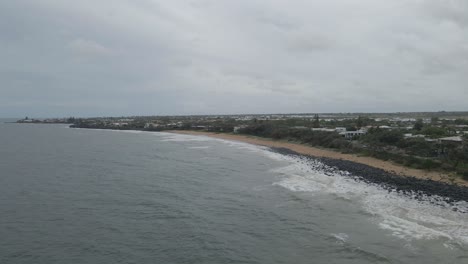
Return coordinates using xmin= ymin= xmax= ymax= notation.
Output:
xmin=168 ymin=130 xmax=468 ymax=187
xmin=269 ymin=146 xmax=468 ymax=205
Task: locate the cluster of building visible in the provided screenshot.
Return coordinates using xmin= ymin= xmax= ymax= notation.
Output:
xmin=16 ymin=117 xmax=73 ymax=124
xmin=17 ymin=112 xmax=468 ymax=145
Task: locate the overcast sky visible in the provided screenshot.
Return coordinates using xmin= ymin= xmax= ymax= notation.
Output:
xmin=1 ymin=0 xmax=467 ymax=117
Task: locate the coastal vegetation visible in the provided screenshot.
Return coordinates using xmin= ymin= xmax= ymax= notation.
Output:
xmin=234 ymin=123 xmax=468 ymax=180
xmin=19 ymin=112 xmax=468 ymax=181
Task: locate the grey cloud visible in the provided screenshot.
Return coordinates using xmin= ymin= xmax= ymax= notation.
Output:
xmin=256 ymin=15 xmax=298 ymax=32
xmin=1 ymin=0 xmax=467 ymax=117
xmin=286 ymin=34 xmax=334 ymax=53
xmin=69 ymin=38 xmax=113 ymax=57
xmin=421 ymin=0 xmax=468 ymax=27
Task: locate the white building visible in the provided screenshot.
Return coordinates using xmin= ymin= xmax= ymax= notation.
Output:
xmin=144 ymin=123 xmax=160 ymax=129
xmin=378 ymin=125 xmax=392 ymax=129
xmin=404 ymin=133 xmax=425 ymax=139
xmin=335 ymin=127 xmax=346 ymax=133
xmin=438 ymin=136 xmax=463 ymax=143
xmin=233 ymin=125 xmax=247 ymax=133
xmin=340 ymin=130 xmax=367 ymax=139
xmin=312 ymin=128 xmax=335 ymax=132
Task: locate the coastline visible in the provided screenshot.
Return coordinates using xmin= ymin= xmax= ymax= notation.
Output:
xmin=168 ymin=130 xmax=468 ymax=187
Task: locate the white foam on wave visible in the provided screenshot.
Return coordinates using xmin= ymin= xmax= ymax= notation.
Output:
xmin=158 ymin=133 xmax=280 ymax=160
xmin=216 ymin=139 xmax=272 ymax=153
xmin=72 ymin=128 xmax=158 ymax=135
xmin=364 ymin=193 xmax=468 ymax=244
xmin=71 ymin=130 xmax=468 ymax=247
xmin=268 ymin=154 xmax=468 ymax=247
xmin=153 ymin=132 xmax=287 ymax=161
xmin=187 ymin=146 xmax=211 ymax=149
xmin=106 ymin=131 xmax=468 ymax=246
xmin=331 ymin=233 xmax=349 ymax=245
xmin=157 ymin=134 xmax=275 ymax=157
xmin=158 ymin=134 xmax=213 ymax=142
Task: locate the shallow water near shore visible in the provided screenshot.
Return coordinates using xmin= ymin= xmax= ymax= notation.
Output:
xmin=1 ymin=123 xmax=468 ymax=263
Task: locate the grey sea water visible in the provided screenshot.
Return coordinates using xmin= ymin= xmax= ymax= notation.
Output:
xmin=1 ymin=122 xmax=468 ymax=264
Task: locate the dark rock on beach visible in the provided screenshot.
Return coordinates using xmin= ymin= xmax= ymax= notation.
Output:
xmin=270 ymin=147 xmax=468 ymax=204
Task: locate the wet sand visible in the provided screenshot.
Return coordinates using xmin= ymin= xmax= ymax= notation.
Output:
xmin=169 ymin=130 xmax=467 ymax=187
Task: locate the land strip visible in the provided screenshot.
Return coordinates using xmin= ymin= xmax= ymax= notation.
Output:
xmin=168 ymin=130 xmax=468 ymax=187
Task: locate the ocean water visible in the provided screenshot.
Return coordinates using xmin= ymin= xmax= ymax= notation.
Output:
xmin=1 ymin=122 xmax=467 ymax=264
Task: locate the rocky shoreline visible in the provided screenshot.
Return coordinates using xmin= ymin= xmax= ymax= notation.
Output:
xmin=270 ymin=147 xmax=468 ymax=207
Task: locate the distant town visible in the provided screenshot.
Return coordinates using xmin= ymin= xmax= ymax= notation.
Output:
xmin=16 ymin=111 xmax=468 ymax=181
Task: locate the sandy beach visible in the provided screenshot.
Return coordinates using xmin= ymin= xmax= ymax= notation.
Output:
xmin=169 ymin=130 xmax=468 ymax=187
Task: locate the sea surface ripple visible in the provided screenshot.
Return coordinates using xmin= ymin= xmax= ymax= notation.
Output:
xmin=0 ymin=123 xmax=467 ymax=263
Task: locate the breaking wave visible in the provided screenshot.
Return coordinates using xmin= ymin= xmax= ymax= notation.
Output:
xmin=270 ymin=154 xmax=468 ymax=246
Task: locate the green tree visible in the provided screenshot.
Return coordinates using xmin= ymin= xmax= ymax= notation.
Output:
xmin=455 ymin=119 xmax=468 ymax=125
xmin=363 ymin=129 xmax=403 ymax=145
xmin=421 ymin=126 xmax=448 ymax=138
xmin=413 ymin=119 xmax=424 ymax=131
xmin=312 ymin=114 xmax=320 ymax=128
xmin=356 ymin=116 xmax=363 ymax=129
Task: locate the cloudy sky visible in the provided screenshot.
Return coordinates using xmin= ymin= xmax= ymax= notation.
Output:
xmin=1 ymin=0 xmax=467 ymax=117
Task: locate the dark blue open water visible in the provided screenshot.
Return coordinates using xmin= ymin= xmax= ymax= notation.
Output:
xmin=1 ymin=122 xmax=468 ymax=263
